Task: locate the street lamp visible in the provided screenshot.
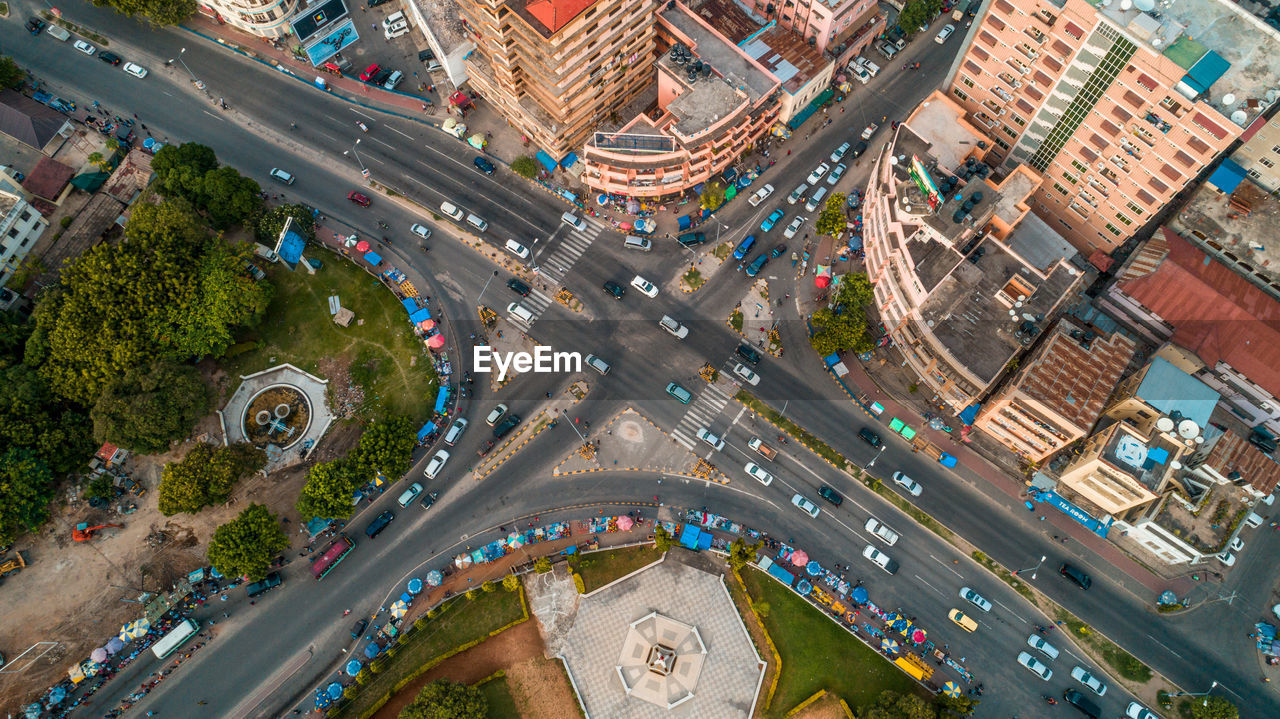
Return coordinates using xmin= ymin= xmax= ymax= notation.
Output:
xmin=344 ymin=139 xmax=369 ymax=177
xmin=561 ymin=409 xmax=588 ymax=443
xmin=476 ymin=270 xmax=499 ymax=304
xmin=1014 ymin=555 xmax=1047 ymax=579
xmin=177 ymin=48 xmax=203 ymax=89
xmin=866 ymin=445 xmax=885 ymax=468
xmin=1173 ymin=680 xmax=1218 ymax=705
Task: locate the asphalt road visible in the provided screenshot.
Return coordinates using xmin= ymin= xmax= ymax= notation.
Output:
xmin=5 ymin=3 xmax=1277 ymax=718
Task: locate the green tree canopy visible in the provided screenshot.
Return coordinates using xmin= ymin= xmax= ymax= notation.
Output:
xmin=0 ymin=363 xmax=93 ymax=476
xmin=200 ymin=166 xmax=264 ymax=230
xmin=91 ymin=359 xmax=209 ymax=453
xmin=152 ymin=142 xmax=219 ymax=200
xmin=256 ymin=203 xmax=316 ymax=245
xmin=727 ymin=538 xmax=763 ymax=570
xmin=348 ymin=417 xmax=417 ymax=482
xmin=857 ymin=690 xmax=933 ymax=719
xmin=937 ymin=694 xmax=980 ymax=718
xmin=815 ymin=192 xmax=848 ymax=236
xmin=206 ymin=503 xmax=289 ymax=581
xmin=510 ymin=156 xmax=538 ymax=179
xmin=700 ymin=182 xmax=726 ymax=211
xmin=1185 ymin=697 xmax=1239 ymax=719
xmin=897 ymin=0 xmax=943 ymax=35
xmin=0 ymin=448 xmax=56 ymax=545
xmin=157 ymin=443 xmax=265 ymax=516
xmin=91 ymin=0 xmax=196 ymax=25
xmin=809 ymin=273 xmax=876 ymax=357
xmin=0 ymin=56 xmax=26 ymax=91
xmin=296 ymin=459 xmax=361 ymax=521
xmin=399 ymin=679 xmax=487 ymax=719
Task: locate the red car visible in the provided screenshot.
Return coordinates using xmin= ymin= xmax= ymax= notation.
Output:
xmin=359 ymin=63 xmax=381 ymax=82
xmin=347 ymin=191 xmax=371 ymax=207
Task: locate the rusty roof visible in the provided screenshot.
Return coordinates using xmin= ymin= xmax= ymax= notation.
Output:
xmin=1011 ymin=317 xmax=1137 ymax=431
xmin=1202 ymin=428 xmax=1280 ymax=495
xmin=21 ymin=156 xmax=75 ymax=201
xmin=101 ymin=149 xmax=153 ymax=204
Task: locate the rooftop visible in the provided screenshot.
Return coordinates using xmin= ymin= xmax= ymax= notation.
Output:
xmin=525 ymin=0 xmax=598 ymax=35
xmin=408 ymin=0 xmax=468 ymax=52
xmin=0 ymin=90 xmax=68 ymax=150
xmin=1169 ymin=175 xmax=1280 ymax=299
xmin=661 ymin=5 xmax=775 ymax=103
xmin=1098 ymin=421 xmax=1184 ymax=492
xmin=21 ymin=156 xmax=75 ymax=201
xmin=1199 ymin=410 xmax=1280 ymax=495
xmin=101 ymin=149 xmax=153 ymax=205
xmin=1133 ymin=356 xmax=1221 ymax=428
xmin=1013 ymin=317 xmax=1138 ymax=430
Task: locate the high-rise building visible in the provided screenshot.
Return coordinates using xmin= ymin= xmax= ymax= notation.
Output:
xmin=457 ymin=0 xmax=659 ymax=159
xmin=946 ymin=0 xmax=1280 ymax=254
xmin=197 ymin=0 xmax=299 ymax=37
xmin=735 ymin=0 xmax=883 ymax=66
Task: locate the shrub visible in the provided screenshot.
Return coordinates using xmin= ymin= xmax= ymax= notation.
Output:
xmin=427 ymin=608 xmax=438 ymax=619
xmin=534 ymin=556 xmax=552 ymax=573
xmin=572 ymin=572 xmax=586 ymax=594
xmin=369 ymin=657 xmax=386 ymax=674
xmin=502 ymin=573 xmax=520 ymax=592
xmin=414 ymin=618 xmax=428 ymax=630
xmin=482 ymin=579 xmax=496 ymax=593
xmin=465 ymin=588 xmax=478 ymax=600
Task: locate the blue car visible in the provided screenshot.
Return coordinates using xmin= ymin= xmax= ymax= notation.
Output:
xmin=745 ymin=253 xmax=769 ymax=277
xmin=473 ymin=156 xmax=495 ymax=175
xmin=760 ymin=209 xmax=786 ymax=232
xmin=734 ymin=234 xmax=757 ymax=260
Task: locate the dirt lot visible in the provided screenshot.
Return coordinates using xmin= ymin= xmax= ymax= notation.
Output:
xmin=371 ymin=619 xmax=579 ymax=719
xmin=789 ymin=692 xmax=850 ymax=719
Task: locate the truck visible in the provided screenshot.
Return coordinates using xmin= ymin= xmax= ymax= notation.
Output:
xmin=245 ymin=571 xmax=282 ymax=598
xmin=747 ymin=436 xmax=778 ymax=460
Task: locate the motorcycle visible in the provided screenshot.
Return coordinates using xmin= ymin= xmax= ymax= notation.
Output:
xmin=377 ymin=220 xmax=389 ymax=230
xmin=1042 ymin=695 xmax=1057 ymax=705
xmin=356 ymin=121 xmax=368 ymax=132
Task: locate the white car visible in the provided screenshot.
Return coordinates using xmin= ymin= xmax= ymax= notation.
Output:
xmin=696 ymin=427 xmax=725 ymax=451
xmin=783 ymin=216 xmax=804 ymax=239
xmin=485 ymin=404 xmax=508 ymax=426
xmin=791 ymin=494 xmax=821 ymax=518
xmin=732 ymin=363 xmax=760 ymax=386
xmin=829 ymin=142 xmax=851 ymax=163
xmin=268 ymin=168 xmax=295 ymax=185
xmin=852 ymin=66 xmax=871 ymax=84
xmin=630 ymin=275 xmax=659 ymax=298
xmin=857 ymin=57 xmax=881 ymax=77
xmin=862 ymin=544 xmax=899 ymax=574
xmin=1217 ymin=550 xmax=1236 ymax=566
xmin=122 ymin=62 xmax=148 ymax=78
xmin=73 ymin=40 xmax=96 ymax=55
xmin=504 ymin=238 xmax=530 ymax=259
xmin=748 ymin=184 xmax=774 ymax=207
xmin=936 ymin=23 xmax=956 ymax=44
xmin=410 ymin=223 xmax=432 ymax=239
xmin=659 ymin=315 xmax=689 ymax=339
xmin=892 ymin=471 xmax=922 ymax=497
xmin=1016 ymin=651 xmax=1052 ymax=680
xmin=826 ymin=163 xmax=847 ymax=186
xmin=959 ymin=587 xmax=992 ymax=612
xmin=1071 ymin=666 xmax=1107 ymax=696
xmin=384 ymin=22 xmax=409 ymax=40
xmin=1229 ymin=536 xmax=1244 ymax=552
xmin=1126 ymin=702 xmax=1157 ymax=719
xmin=744 ymin=462 xmax=774 ymax=486
xmin=806 ymin=163 xmax=830 ymax=185
xmin=423 ymin=449 xmax=450 ymax=479
xmin=1026 ymin=634 xmax=1060 ymax=660
xmin=864 ymin=517 xmax=899 ymax=546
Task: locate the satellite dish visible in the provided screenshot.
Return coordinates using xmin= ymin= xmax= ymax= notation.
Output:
xmin=1177 ymin=419 xmax=1200 ymax=439
xmin=1156 ymin=417 xmax=1176 ymax=433
xmin=1222 ymin=93 xmax=1236 ymax=106
xmin=1120 ymin=0 xmax=1132 ymax=9
xmin=1231 ymin=110 xmax=1248 ymax=126
xmin=889 ymin=156 xmax=899 ymax=165
xmin=1171 ymin=461 xmax=1183 ymax=470
xmin=1195 ymin=436 xmax=1204 ymax=444
xmin=1134 ymin=0 xmax=1155 ymax=9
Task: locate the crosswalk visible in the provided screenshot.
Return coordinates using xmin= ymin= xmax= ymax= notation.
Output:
xmin=672 ymin=382 xmax=734 ymax=450
xmin=533 ymin=218 xmax=603 ymax=285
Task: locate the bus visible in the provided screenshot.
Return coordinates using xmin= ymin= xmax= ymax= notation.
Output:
xmin=310 ymin=534 xmax=355 ymax=580
xmin=151 ymin=618 xmax=200 ymax=659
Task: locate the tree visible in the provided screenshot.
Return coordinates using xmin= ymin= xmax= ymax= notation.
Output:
xmin=858 ymin=690 xmax=933 ymax=719
xmin=256 ymin=203 xmax=316 ymax=245
xmin=700 ymin=182 xmax=725 ymax=211
xmin=727 ymin=538 xmax=763 ymax=570
xmin=815 ymin=192 xmax=847 ymax=236
xmin=0 ymin=56 xmax=25 ymax=90
xmin=511 ymin=156 xmax=538 ymax=179
xmin=502 ymin=573 xmax=520 ymax=592
xmin=152 ymin=143 xmax=219 ymax=202
xmin=937 ymin=694 xmax=980 ymax=718
xmin=810 ymin=273 xmax=876 ymax=356
xmin=296 ymin=459 xmax=361 ymax=520
xmin=654 ymin=525 xmax=672 ymax=553
xmin=85 ymin=474 xmax=116 ymax=503
xmin=834 ymin=272 xmax=874 ymax=310
xmin=157 ymin=443 xmax=265 ymax=515
xmin=897 ymin=0 xmax=943 ymax=35
xmin=348 ymin=417 xmax=417 ymax=483
xmin=0 ymin=363 xmax=94 ymax=475
xmin=200 ymin=166 xmax=263 ymax=230
xmin=0 ymin=448 xmax=56 ymax=544
xmin=1184 ymin=697 xmax=1238 ymax=719
xmin=399 ymin=679 xmax=487 ymax=719
xmin=206 ymin=503 xmax=289 ymax=581
xmin=91 ymin=360 xmax=209 ymax=453
xmin=90 ymin=0 xmax=196 ymax=25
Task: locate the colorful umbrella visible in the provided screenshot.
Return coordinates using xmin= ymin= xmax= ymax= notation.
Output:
xmin=507 ymin=532 xmax=524 ymax=547
xmin=91 ymin=648 xmax=108 ymax=664
xmin=790 ymin=550 xmax=809 ymax=567
xmin=127 ymin=619 xmax=150 ymax=639
xmin=407 ymin=578 xmax=423 ymax=594
xmin=345 ymin=659 xmax=363 ymax=677
xmin=899 ymin=622 xmax=914 ymax=637
xmin=942 ymin=681 xmax=961 ymax=698
xmin=363 ymin=641 xmax=381 ymax=659
xmin=850 ymin=586 xmax=869 ymax=603
xmin=105 ymin=637 xmax=124 ymax=655
xmin=420 ymin=319 xmax=436 ymax=331
xmin=426 ymin=570 xmax=443 ymax=586
xmin=455 ymin=553 xmax=472 ymax=568
xmin=390 ymin=600 xmax=408 ymax=618
xmin=911 ymin=629 xmax=926 ymax=643
xmin=326 ymin=682 xmax=343 ymax=701
xmin=313 ymin=687 xmax=330 ymax=710
xmin=805 ymin=560 xmax=823 ymax=577
xmin=596 ymin=194 xmax=610 ymax=206
xmin=616 ymin=515 xmax=634 ymax=531
xmin=883 ymin=612 xmax=899 ymax=623
xmin=880 ymin=638 xmax=899 ymax=653
xmin=355 ymin=240 xmax=370 ymax=253
xmin=427 ymin=334 xmax=445 ymax=349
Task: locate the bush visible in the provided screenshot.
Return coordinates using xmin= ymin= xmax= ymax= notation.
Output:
xmin=85 ymin=474 xmax=116 ymax=502
xmin=465 ymin=588 xmax=478 ymax=600
xmin=755 ymin=601 xmax=770 ymax=618
xmin=414 ymin=618 xmax=428 ymax=630
xmin=60 ymin=216 xmax=73 ymax=228
xmin=511 ymin=156 xmax=538 ymax=179
xmin=572 ymin=572 xmax=586 ymax=594
xmin=502 ymin=573 xmax=520 ymax=592
xmin=534 ymin=556 xmax=552 ymax=573
xmin=370 ymin=657 xmax=386 ymax=674
xmin=427 ymin=608 xmax=438 ymax=619
xmin=481 ymin=579 xmax=496 ymax=593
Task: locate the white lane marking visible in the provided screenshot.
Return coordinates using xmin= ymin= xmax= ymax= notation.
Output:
xmin=913 ymin=574 xmax=946 ymax=598
xmin=994 ymin=600 xmax=1027 ymax=625
xmin=1144 ymin=633 xmax=1183 ymax=659
xmin=389 ymin=126 xmax=414 ymax=140
xmin=350 ymin=108 xmax=377 ymax=121
xmin=931 ymin=555 xmax=964 ymax=578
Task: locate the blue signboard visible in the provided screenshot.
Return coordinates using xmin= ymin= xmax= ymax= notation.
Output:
xmin=1034 ymin=490 xmax=1111 ymax=538
xmin=303 ymin=20 xmax=360 ymax=67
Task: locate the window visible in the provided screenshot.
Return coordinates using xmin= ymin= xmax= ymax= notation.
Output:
xmin=1125 ymin=201 xmax=1145 ymax=216
xmin=1104 ymin=223 xmax=1122 ymax=236
xmin=1072 ymin=159 xmax=1088 ymax=174
xmin=1249 ymin=169 xmax=1263 ymax=179
xmin=1262 ymin=157 xmax=1276 ymax=169
xmin=1115 ymin=212 xmax=1133 ymax=226
xmin=1012 ymin=114 xmax=1026 ymax=126
xmin=1272 ymin=144 xmax=1280 ymax=154
xmin=19 ymin=210 xmax=31 ymax=222
xmin=953 ymin=88 xmax=969 ymax=101
xmin=1052 ymin=182 xmax=1070 ymax=196
xmin=1061 ymin=171 xmax=1078 ymax=185
xmin=1003 ymin=125 xmax=1018 ymax=138
xmin=961 ymin=75 xmax=975 ymax=88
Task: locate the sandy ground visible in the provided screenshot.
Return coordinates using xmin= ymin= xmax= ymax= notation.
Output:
xmin=790 ymin=692 xmax=850 ymax=719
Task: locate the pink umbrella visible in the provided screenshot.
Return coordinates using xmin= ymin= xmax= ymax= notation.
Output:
xmin=790 ymin=550 xmax=809 ymax=567
xmin=616 ymin=515 xmax=633 ymax=531
xmin=355 ymin=240 xmax=370 ymax=253
xmin=427 ymin=334 xmax=445 ymax=349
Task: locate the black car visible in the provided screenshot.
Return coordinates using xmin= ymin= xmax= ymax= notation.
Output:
xmin=1061 ymin=689 xmax=1100 ymax=718
xmin=817 ymin=485 xmax=843 ymax=507
xmin=1058 ymin=562 xmax=1092 ymax=590
xmin=364 ymin=510 xmax=395 ymax=538
xmin=25 ymin=18 xmax=46 ymax=35
xmin=373 ymin=69 xmax=392 ymax=86
xmin=98 ymin=51 xmax=122 ymax=66
xmin=506 ymin=278 xmax=531 ymax=296
xmin=493 ymin=414 xmax=521 ymax=439
xmin=858 ymin=428 xmax=881 ymax=446
xmin=351 ymin=618 xmax=369 ymax=637
xmin=603 ymin=280 xmax=626 ymax=299
xmin=677 ymin=231 xmax=707 ymax=248
xmin=417 ymin=48 xmax=436 ymax=63
xmin=736 ymin=344 xmax=761 ymax=365
xmin=473 ymin=156 xmax=495 ymax=174
xmin=476 ymin=439 xmax=495 ymax=456
xmin=769 ymin=244 xmax=787 ymax=258
xmin=420 ymin=491 xmax=438 ymax=509
xmin=851 ymin=140 xmax=868 ymax=158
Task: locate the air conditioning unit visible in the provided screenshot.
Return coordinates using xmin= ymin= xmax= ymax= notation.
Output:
xmin=1260 ymin=401 xmax=1274 ymax=412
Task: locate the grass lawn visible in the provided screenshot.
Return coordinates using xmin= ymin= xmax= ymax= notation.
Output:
xmin=740 ymin=567 xmax=921 ymax=717
xmin=334 ymin=588 xmax=527 ymax=719
xmin=570 ymin=545 xmax=661 ymax=593
xmin=223 ymin=257 xmax=438 ymax=421
xmin=478 ymin=676 xmax=522 ymax=718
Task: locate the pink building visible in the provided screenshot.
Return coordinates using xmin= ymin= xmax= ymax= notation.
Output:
xmin=737 ymin=0 xmax=884 ymax=66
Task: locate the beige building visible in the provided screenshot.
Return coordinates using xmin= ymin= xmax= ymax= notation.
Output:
xmin=946 ymin=0 xmax=1280 ymax=254
xmin=1057 ymin=420 xmax=1187 ymax=522
xmin=197 ymin=0 xmax=299 ymax=37
xmin=0 ymin=189 xmax=48 ymax=289
xmin=1232 ymin=114 xmax=1280 ymax=193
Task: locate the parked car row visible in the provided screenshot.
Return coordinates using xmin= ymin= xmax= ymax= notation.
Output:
xmin=34 ymin=20 xmax=151 ymax=78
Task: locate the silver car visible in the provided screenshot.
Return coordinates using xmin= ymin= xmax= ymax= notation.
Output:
xmin=892 ymin=471 xmax=922 ymax=497
xmin=1016 ymin=651 xmax=1052 ymax=680
xmin=791 ymin=494 xmax=820 ymax=518
xmin=1026 ymin=634 xmax=1060 ymax=660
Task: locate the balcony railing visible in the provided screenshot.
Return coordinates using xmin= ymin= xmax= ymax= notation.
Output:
xmin=1024 ymin=26 xmax=1046 ymax=44
xmin=1015 ymin=43 xmax=1039 ymax=61
xmin=1119 ymin=139 xmax=1143 ymax=160
xmin=997 ymin=72 xmax=1022 ymax=90
xmin=1100 ymin=165 xmax=1121 ymax=183
xmin=1034 ymin=9 xmax=1056 ymax=27
xmin=1088 ymin=178 xmax=1110 ymax=196
xmin=1145 ymin=112 xmax=1172 ymax=134
xmin=1110 ymin=155 xmax=1131 ymax=172
xmin=992 ymin=86 xmax=1013 ymax=102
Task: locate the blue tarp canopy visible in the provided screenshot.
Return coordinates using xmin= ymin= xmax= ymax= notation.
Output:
xmin=1208 ymin=158 xmax=1246 ymax=194
xmin=401 ymin=298 xmax=419 ymax=314
xmin=679 ymin=524 xmax=700 ymax=549
xmin=847 ymin=235 xmax=863 ymax=250
xmin=697 ymin=531 xmax=712 ymax=550
xmin=434 ymin=386 xmax=451 ymax=414
xmin=279 ymin=230 xmax=306 ymax=266
xmin=364 ymin=251 xmax=383 ymax=266
xmin=417 ymin=422 xmax=437 ymax=441
xmin=409 ymin=308 xmax=432 ymax=323
xmin=1185 ymin=50 xmax=1230 ymax=95
xmin=939 ymin=453 xmax=958 ymax=468
xmin=958 ymin=403 xmax=981 ymax=425
xmin=766 ymin=561 xmax=796 ymax=586
xmin=678 ymin=214 xmax=694 ymax=230
xmin=560 ymin=152 xmax=578 ymax=168
xmin=823 ymin=353 xmax=841 ymax=368
xmin=363 ymin=642 xmax=381 ymax=659
xmin=536 ymin=149 xmax=557 ymax=173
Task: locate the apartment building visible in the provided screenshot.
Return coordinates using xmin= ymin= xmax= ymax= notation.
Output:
xmin=863 ymin=90 xmax=1085 ymax=417
xmin=0 ymin=189 xmax=48 ymax=289
xmin=457 ymin=0 xmax=659 ymax=160
xmin=197 ymin=0 xmax=299 ymax=37
xmin=947 ymin=0 xmax=1280 ymax=254
xmin=1056 ymin=420 xmax=1186 ymax=522
xmin=735 ymin=0 xmax=884 ymax=66
xmin=1231 ymin=114 xmax=1280 ymax=193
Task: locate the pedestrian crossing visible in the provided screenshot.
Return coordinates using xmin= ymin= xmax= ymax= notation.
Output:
xmin=672 ymin=382 xmax=734 ymax=450
xmin=534 ymin=219 xmax=603 ymax=285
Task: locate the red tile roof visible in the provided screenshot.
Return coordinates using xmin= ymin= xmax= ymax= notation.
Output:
xmin=525 ymin=0 xmax=597 ymax=34
xmin=1203 ymin=429 xmax=1280 ymax=495
xmin=21 ymin=156 xmax=74 ymax=201
xmin=1118 ymin=227 xmax=1280 ymax=398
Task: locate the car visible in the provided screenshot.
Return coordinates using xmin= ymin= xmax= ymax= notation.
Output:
xmin=245 ymin=571 xmax=283 ymax=598
xmin=948 ymin=609 xmax=978 ymax=632
xmin=1218 ymin=550 xmax=1236 ymax=566
xmin=666 ymin=382 xmax=693 ymax=404
xmin=382 ymin=10 xmax=406 ymax=28
xmin=347 ymin=191 xmax=371 ymax=207
xmin=373 ymin=69 xmax=393 ymax=86
xmin=826 ymin=163 xmax=847 ymax=186
xmin=857 ymin=57 xmax=881 ymax=77
xmin=787 ymin=184 xmax=808 ymax=205
xmin=760 ymin=209 xmax=786 ymax=232
xmin=892 ymin=471 xmax=923 ymax=497
xmin=830 ymin=142 xmax=851 ymax=163
xmin=410 ymin=223 xmax=432 ymax=240
xmin=603 ymin=280 xmax=626 ymax=299
xmin=493 ymin=414 xmax=521 ymax=439
xmin=864 ymin=517 xmax=899 ymax=545
xmin=359 ymin=63 xmax=381 ymax=81
xmin=1126 ymin=702 xmax=1158 ymax=719
xmin=732 ymin=363 xmax=760 ymax=386
xmin=397 ymin=482 xmax=423 ymax=507
xmin=485 ymin=404 xmax=508 ymax=425
xmin=268 ymin=168 xmax=295 ymax=185
xmin=630 ymin=275 xmax=658 ymax=298
xmin=862 ymin=544 xmax=898 ymax=574
xmin=1229 ymin=536 xmax=1244 ymax=552
xmin=443 ymin=418 xmax=468 ymax=446
xmin=659 ymin=315 xmax=689 ymax=339
xmin=959 ymin=587 xmax=992 ymax=612
xmin=818 ymin=485 xmax=843 ymax=506
xmin=420 ymin=490 xmax=438 ymax=509
xmin=696 ymin=428 xmax=725 ymax=451
xmin=1026 ymin=634 xmax=1060 ymax=660
xmin=584 ymin=354 xmax=610 ymax=375
xmin=122 ymin=62 xmax=148 ymax=78
xmin=770 ymin=244 xmax=787 ymax=258
xmin=476 ymin=439 xmax=495 ymax=456
xmin=745 ymin=253 xmax=769 ymax=277
xmin=744 ymin=462 xmax=774 ymax=486
xmin=423 ymin=449 xmax=450 ymax=479
xmin=73 ymin=40 xmax=96 ymax=55
xmin=806 ymin=163 xmax=830 ymax=185
xmin=1244 ymin=511 xmax=1265 ymax=528
xmin=791 ymin=494 xmax=821 ymax=519
xmin=852 ymin=66 xmax=871 ymax=84
xmin=382 ymin=69 xmax=405 ymax=89
xmin=733 ymin=234 xmax=757 ymax=260
xmin=365 ymin=510 xmax=395 ymax=537
xmin=1070 ymin=666 xmax=1107 ymax=696
xmin=26 ymin=18 xmax=46 ymax=35
xmin=858 ymin=428 xmax=881 ymax=446
xmin=506 ymin=278 xmax=531 ymax=296
xmin=1064 ymin=689 xmax=1102 ymax=718
xmin=385 ymin=21 xmax=410 ymax=38
xmin=351 ymin=619 xmax=369 ymax=637
xmin=1016 ymin=651 xmax=1052 ymax=680
xmin=1058 ymin=562 xmax=1092 ymax=589
xmin=736 ymin=344 xmax=761 ymax=365
xmin=783 ymin=216 xmax=804 ymax=239
xmin=851 ymin=140 xmax=868 ymax=158
xmin=473 ymin=156 xmax=495 ymax=174
xmin=677 ymin=231 xmax=707 ymax=247
xmin=936 ymin=23 xmax=956 ymax=44
xmin=748 ymin=184 xmax=774 ymax=207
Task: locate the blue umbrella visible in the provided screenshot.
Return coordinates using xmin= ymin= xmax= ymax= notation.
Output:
xmin=407 ymin=578 xmax=423 ymax=594
xmin=850 ymin=586 xmax=869 ymax=603
xmin=426 ymin=570 xmax=443 ymax=586
xmin=345 ymin=659 xmax=363 ymax=677
xmin=327 ymin=682 xmax=343 ymax=700
xmin=805 ymin=560 xmax=823 ymax=577
xmin=364 ymin=641 xmax=382 ymax=659
xmin=399 ymin=592 xmax=413 ymax=604
xmin=314 ymin=687 xmax=330 ymax=709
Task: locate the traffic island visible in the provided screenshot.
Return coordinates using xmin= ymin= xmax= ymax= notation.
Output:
xmin=552 ymin=407 xmax=727 ymax=481
xmin=728 ymin=280 xmax=783 ymax=356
